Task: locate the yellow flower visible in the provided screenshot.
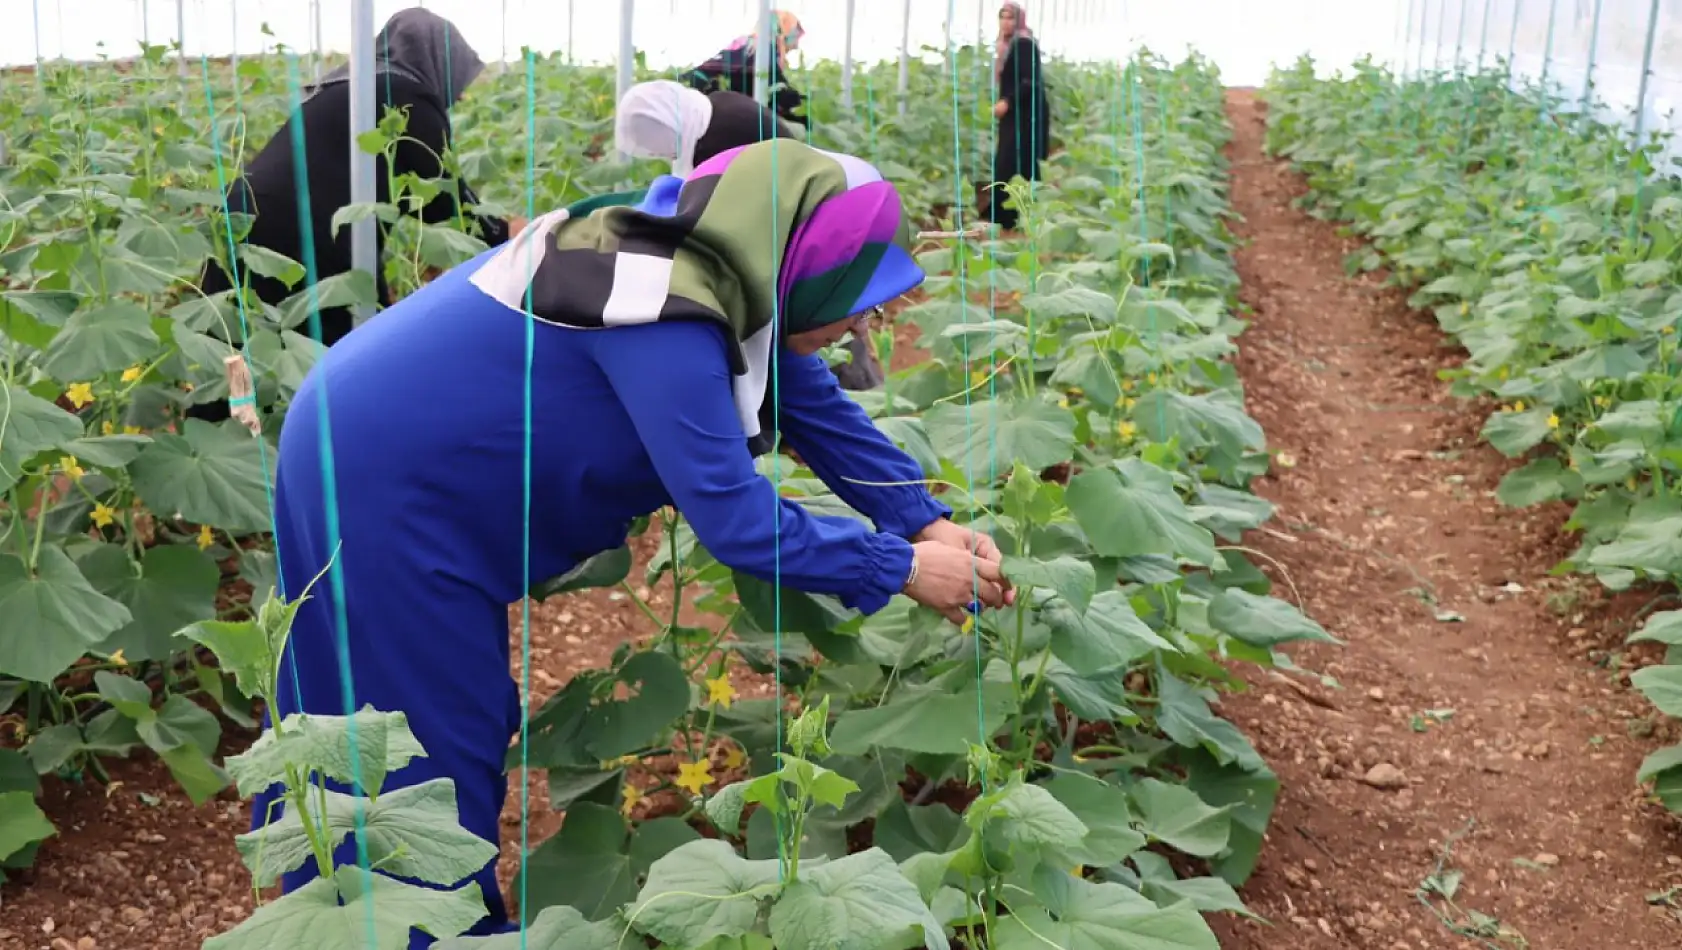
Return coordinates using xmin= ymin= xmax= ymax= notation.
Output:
xmin=59 ymin=456 xmax=85 ymax=480
xmin=722 ymin=745 xmax=746 ymax=770
xmin=620 ymin=782 xmax=644 ymax=818
xmin=960 ymin=614 xmax=975 ymax=635
xmin=1121 ymin=378 xmax=1135 ymax=392
xmin=1594 ymin=396 xmax=1610 ymax=408
xmin=109 ymin=649 xmax=127 ymax=667
xmin=122 ymin=425 xmax=141 ymax=435
xmin=1057 ymin=396 xmax=1069 ymax=409
xmin=120 ymin=365 xmax=143 ymax=383
xmin=675 ymin=760 xmax=714 ymax=796
xmin=1546 ymin=413 xmax=1559 ymax=430
xmin=1627 ymin=476 xmax=1639 ymax=492
xmin=1496 ymin=366 xmax=1508 ymax=380
xmin=705 ymin=674 xmax=737 ymax=710
xmin=1117 ymin=420 xmax=1138 ymax=441
xmin=1122 ymin=397 xmax=1136 ymax=410
xmin=197 ymin=524 xmax=215 ymax=551
xmin=1146 ymin=372 xmax=1159 ymax=386
xmin=1509 ymin=400 xmax=1525 ymax=413
xmin=970 ymin=369 xmax=989 ymax=387
xmin=91 ymin=504 xmax=117 ymax=528
xmin=66 ymin=382 xmax=95 ymax=408
xmin=1067 ymin=386 xmax=1083 ymax=397
xmin=1459 ymin=302 xmax=1468 ymax=316
xmin=101 ymin=421 xmax=115 ymax=436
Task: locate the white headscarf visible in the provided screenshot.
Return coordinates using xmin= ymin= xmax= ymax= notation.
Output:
xmin=614 ymin=81 xmax=716 ymax=177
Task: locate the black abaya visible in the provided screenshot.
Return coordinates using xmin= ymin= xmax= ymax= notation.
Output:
xmin=985 ymin=35 xmax=1052 ymax=231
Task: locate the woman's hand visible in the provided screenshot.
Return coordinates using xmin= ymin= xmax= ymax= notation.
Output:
xmin=993 ymin=99 xmax=1009 ymax=118
xmin=508 ymin=216 xmax=529 ymax=239
xmin=914 ymin=517 xmax=1004 ymax=564
xmin=904 ymin=541 xmax=1011 ymax=625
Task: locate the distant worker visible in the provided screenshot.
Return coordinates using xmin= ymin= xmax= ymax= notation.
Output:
xmin=191 ymin=7 xmax=515 ymax=422
xmin=982 ymin=2 xmax=1052 ymax=231
xmin=687 ymin=9 xmax=810 ymax=130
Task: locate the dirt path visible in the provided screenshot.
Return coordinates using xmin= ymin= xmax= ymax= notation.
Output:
xmin=1208 ymin=89 xmax=1682 ymax=950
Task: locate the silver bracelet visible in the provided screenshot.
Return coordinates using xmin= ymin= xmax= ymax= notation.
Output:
xmin=903 ymin=552 xmax=920 ymax=591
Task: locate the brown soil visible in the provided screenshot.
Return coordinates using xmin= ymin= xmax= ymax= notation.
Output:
xmin=1209 ymin=89 xmax=1682 ymax=949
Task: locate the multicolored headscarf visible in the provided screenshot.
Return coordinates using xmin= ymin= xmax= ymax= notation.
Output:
xmin=727 ymin=9 xmax=804 ymax=66
xmin=996 ymin=3 xmax=1033 ymax=80
xmin=467 ymin=140 xmax=922 ymax=453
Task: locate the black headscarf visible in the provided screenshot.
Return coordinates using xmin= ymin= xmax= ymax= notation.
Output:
xmin=695 ymin=90 xmax=799 ymax=165
xmin=309 ymin=7 xmax=485 ymax=111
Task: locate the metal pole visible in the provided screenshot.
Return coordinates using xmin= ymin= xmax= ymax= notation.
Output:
xmin=569 ymin=0 xmax=577 ymax=64
xmin=752 ymin=0 xmax=772 ymax=105
xmin=349 ymin=0 xmax=378 ymax=326
xmin=1539 ymin=0 xmax=1558 ymax=99
xmin=230 ymin=0 xmax=238 ymax=74
xmin=142 ymin=0 xmax=150 ymax=47
xmin=841 ymin=0 xmax=856 ymax=108
xmin=1452 ymin=0 xmax=1468 ymax=74
xmin=32 ymin=0 xmax=43 ymax=70
xmin=1475 ymin=0 xmax=1492 ymax=72
xmin=1580 ymin=0 xmax=1603 ymax=117
xmin=501 ymin=0 xmax=508 ymax=71
xmin=898 ymin=0 xmax=911 ymax=117
xmin=177 ymin=0 xmax=188 ymax=80
xmin=1432 ymin=0 xmax=1447 ymax=71
xmin=1632 ymin=0 xmax=1661 ymax=145
xmin=313 ymin=0 xmax=324 ymax=81
xmin=1415 ymin=0 xmax=1428 ymax=75
xmin=617 ymin=0 xmax=636 ymax=150
xmin=1402 ymin=0 xmax=1416 ymax=78
xmin=1506 ymin=0 xmax=1523 ymax=87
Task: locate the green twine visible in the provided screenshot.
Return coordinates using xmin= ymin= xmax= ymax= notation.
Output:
xmin=282 ymin=52 xmax=379 ymax=946
xmin=517 ymin=42 xmax=539 ymax=950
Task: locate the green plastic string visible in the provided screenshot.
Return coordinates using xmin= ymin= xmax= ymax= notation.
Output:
xmin=517 ymin=42 xmax=538 ymax=950
xmin=282 ymin=52 xmax=379 ymax=945
xmin=195 ymin=54 xmax=304 ymax=708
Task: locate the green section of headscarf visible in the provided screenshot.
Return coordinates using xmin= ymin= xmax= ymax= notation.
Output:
xmin=562 ymin=189 xmax=647 ymax=219
xmin=551 ymin=142 xmax=851 ymax=346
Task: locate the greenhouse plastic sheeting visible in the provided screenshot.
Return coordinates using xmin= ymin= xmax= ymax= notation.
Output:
xmin=1404 ymin=0 xmax=1682 ymax=146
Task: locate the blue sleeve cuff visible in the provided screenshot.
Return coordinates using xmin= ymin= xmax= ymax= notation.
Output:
xmin=875 ymin=495 xmax=955 ymax=541
xmin=841 ymin=532 xmax=915 ymax=616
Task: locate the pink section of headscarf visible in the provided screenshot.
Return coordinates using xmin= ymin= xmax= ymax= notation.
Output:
xmin=995 ymin=3 xmax=1033 ymax=80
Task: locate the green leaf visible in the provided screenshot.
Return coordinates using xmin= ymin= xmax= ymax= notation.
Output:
xmin=130 ymin=419 xmax=276 ymax=533
xmin=991 ymin=780 xmax=1089 ymax=853
xmin=61 ymin=434 xmax=152 ymax=468
xmin=202 ymin=868 xmax=488 ymax=950
xmin=585 ymin=651 xmax=691 ymax=760
xmin=1045 ymin=590 xmax=1176 ymax=674
xmin=39 ymin=301 xmax=161 ymax=382
xmin=239 ymin=245 xmax=306 ymax=289
xmin=530 ymin=545 xmax=632 ymax=601
xmin=1130 ymin=777 xmax=1233 ymax=858
xmin=1636 ymin=744 xmax=1682 ymax=812
xmin=278 ymin=271 xmax=379 ymax=331
xmin=993 ymin=877 xmax=1219 ymax=950
xmin=0 ymin=383 xmax=83 ymax=492
xmin=1128 ymin=852 xmax=1255 ymax=917
xmin=228 ymin=707 xmax=426 ymax=799
xmin=0 ymin=790 xmax=56 ymax=861
xmin=80 ymin=544 xmax=220 ymax=662
xmin=1480 ymin=408 xmax=1553 ymax=457
xmin=1182 ymin=750 xmax=1276 ymax=885
xmin=1630 ymin=611 xmax=1682 ymax=647
xmin=177 ymin=615 xmax=289 ymax=707
xmin=518 ymin=802 xmax=700 ymax=921
xmin=0 ymin=548 xmax=132 ymax=683
xmin=1495 ymin=458 xmax=1583 ymax=507
xmin=416 ymin=224 xmax=489 ymax=270
xmin=1043 ymin=773 xmax=1147 ymax=867
xmin=434 ymin=904 xmax=631 ymax=949
xmin=1631 ymin=666 xmax=1682 ymax=718
xmin=706 ymin=774 xmax=780 ymax=835
xmin=828 ymin=685 xmax=1015 ymax=756
xmin=873 ymin=800 xmax=968 ymax=863
xmin=1002 ymin=555 xmax=1096 ymax=614
xmin=629 ymin=839 xmax=781 ymax=946
xmin=1066 ymin=461 xmax=1218 ymax=566
xmin=236 ymin=778 xmax=498 ymax=888
xmin=768 ymin=848 xmax=950 ymax=950
xmin=1207 ymin=589 xmax=1338 ymax=647
xmin=924 ymin=397 xmax=1077 ymax=477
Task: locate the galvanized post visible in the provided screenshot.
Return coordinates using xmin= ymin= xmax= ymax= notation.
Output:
xmin=230 ymin=0 xmax=238 ymax=74
xmin=349 ymin=0 xmax=377 ymax=326
xmin=1538 ymin=0 xmax=1557 ymax=99
xmin=1632 ymin=0 xmax=1661 ymax=145
xmin=1402 ymin=0 xmax=1417 ymax=77
xmin=142 ymin=0 xmax=150 ymax=47
xmin=1453 ymin=0 xmax=1468 ymax=74
xmin=898 ymin=0 xmax=912 ymax=117
xmin=177 ymin=0 xmax=188 ymax=80
xmin=1475 ymin=0 xmax=1492 ymax=72
xmin=617 ymin=0 xmax=636 ymax=126
xmin=1432 ymin=0 xmax=1447 ymax=71
xmin=841 ymin=0 xmax=856 ymax=108
xmin=1580 ymin=0 xmax=1604 ymax=117
xmin=1415 ymin=0 xmax=1429 ymax=75
xmin=753 ymin=0 xmax=772 ymax=106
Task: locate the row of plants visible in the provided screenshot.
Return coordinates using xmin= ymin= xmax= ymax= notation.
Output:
xmin=190 ymin=49 xmax=1333 ymax=949
xmin=1261 ymin=56 xmax=1682 ymax=814
xmin=0 ymin=40 xmax=1006 ymax=881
